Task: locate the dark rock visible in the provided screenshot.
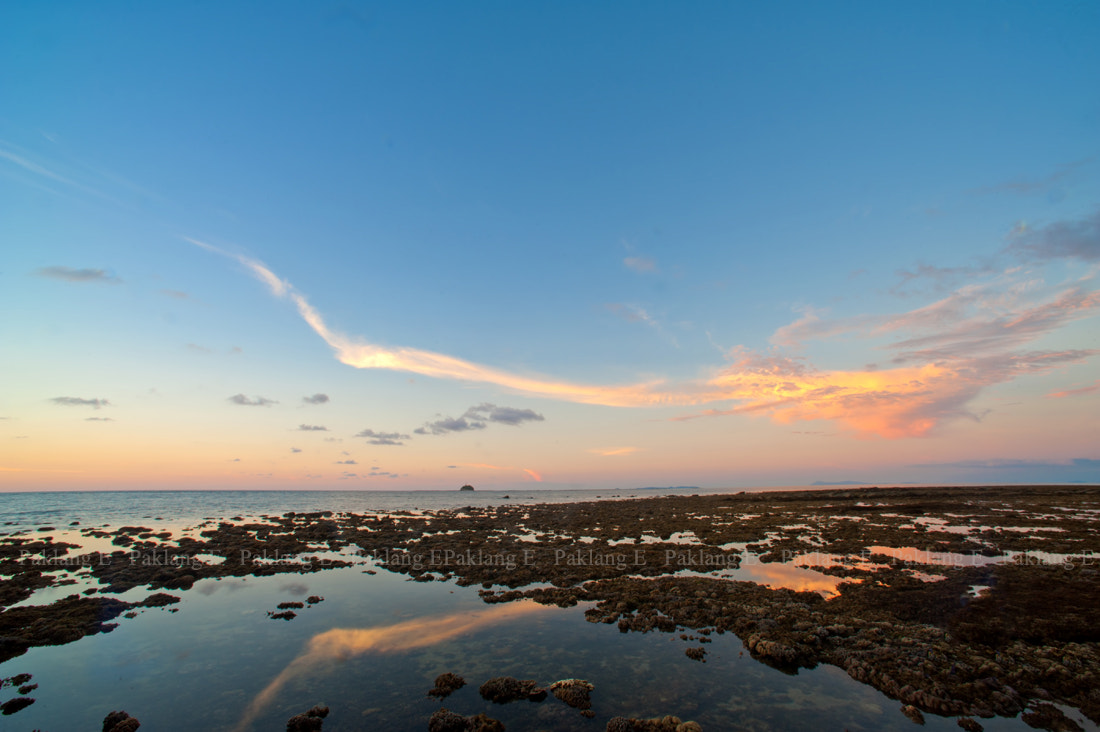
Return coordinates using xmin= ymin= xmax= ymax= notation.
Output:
xmin=102 ymin=710 xmax=140 ymax=731
xmin=467 ymin=712 xmax=505 ymax=732
xmin=277 ymin=601 xmax=305 ymax=610
xmin=269 ymin=610 xmax=297 ymax=621
xmin=550 ymin=679 xmax=593 ymax=710
xmin=958 ymin=718 xmax=984 ymax=732
xmin=1021 ymin=703 xmax=1083 ymax=731
xmin=685 ymin=646 xmax=706 ymax=662
xmin=428 ymin=708 xmax=469 ymax=732
xmin=286 ymin=704 xmax=328 ymax=731
xmin=902 ymin=704 xmax=925 ymax=725
xmin=139 ymin=593 xmax=180 ymax=608
xmin=479 ymin=676 xmax=545 ymax=704
xmin=0 ymin=697 xmax=34 ymax=715
xmin=428 ymin=672 xmax=466 ymax=699
xmin=307 ymin=595 xmax=324 ymax=604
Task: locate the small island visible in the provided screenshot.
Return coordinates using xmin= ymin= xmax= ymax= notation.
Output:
xmin=459 ymin=484 xmax=475 ymax=491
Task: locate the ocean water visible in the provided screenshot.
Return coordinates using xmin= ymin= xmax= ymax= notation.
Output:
xmin=0 ymin=488 xmax=717 ymax=533
xmin=0 ymin=490 xmax=1085 ymax=731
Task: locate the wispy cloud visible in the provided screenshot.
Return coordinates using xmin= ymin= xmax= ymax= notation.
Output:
xmin=523 ymin=468 xmax=543 ymax=482
xmin=414 ymin=403 xmax=545 ymax=435
xmin=336 ymin=459 xmax=357 ymax=465
xmin=0 ymin=147 xmax=78 ymax=186
xmin=354 ymin=428 xmax=409 ymax=446
xmin=913 ymin=457 xmax=1099 ymax=469
xmin=187 ymin=238 xmax=676 ymax=407
xmin=51 ymin=396 xmax=109 ymax=409
xmin=35 ymin=266 xmax=121 ymax=284
xmin=1047 ymin=380 xmax=1100 ymax=399
xmin=228 ymin=394 xmax=277 ymax=407
xmin=298 ymin=424 xmax=328 ymax=431
xmin=186 ymin=343 xmax=212 ymax=354
xmin=290 ymin=447 xmax=302 ymax=453
xmin=1008 ymin=209 xmax=1100 ymax=262
xmin=160 ymin=289 xmax=190 ymax=300
xmin=302 ymin=393 xmax=329 ymax=404
xmin=606 ymin=302 xmax=657 ymax=326
xmin=85 ymin=417 xmax=114 ymax=422
xmin=193 ymin=238 xmax=1098 ymax=438
xmin=588 ymin=447 xmax=639 ymax=457
xmin=679 ymin=346 xmax=1094 ymax=438
xmin=623 ymin=256 xmax=658 ymax=274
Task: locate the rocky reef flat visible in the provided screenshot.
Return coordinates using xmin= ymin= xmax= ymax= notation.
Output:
xmin=2 ymin=484 xmax=1098 ymax=730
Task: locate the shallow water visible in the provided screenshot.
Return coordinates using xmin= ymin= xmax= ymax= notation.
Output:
xmin=3 ymin=490 xmax=1099 ymax=731
xmin=3 ymin=561 xmax=1075 ymax=732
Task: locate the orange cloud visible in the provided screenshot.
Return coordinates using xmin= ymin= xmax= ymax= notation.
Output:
xmin=236 ymin=601 xmax=547 ymax=731
xmin=1047 ymin=380 xmax=1100 ymax=398
xmin=588 ymin=447 xmax=640 ymax=457
xmin=192 ymin=239 xmax=1099 ymax=439
xmin=523 ymin=468 xmax=543 ymax=482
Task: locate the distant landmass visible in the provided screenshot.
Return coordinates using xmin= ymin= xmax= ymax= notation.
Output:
xmin=459 ymin=484 xmax=475 ymax=491
xmin=638 ymin=486 xmax=700 ymax=491
xmin=811 ymin=480 xmax=867 ymax=486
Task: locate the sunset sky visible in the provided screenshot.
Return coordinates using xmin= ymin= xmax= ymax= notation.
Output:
xmin=2 ymin=2 xmax=1098 ymax=491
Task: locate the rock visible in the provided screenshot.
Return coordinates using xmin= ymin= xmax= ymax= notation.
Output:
xmin=277 ymin=601 xmax=305 ymax=609
xmin=550 ymin=679 xmax=594 ymax=710
xmin=307 ymin=595 xmax=324 ymax=604
xmin=102 ymin=710 xmax=140 ymax=731
xmin=269 ymin=610 xmax=297 ymax=621
xmin=957 ymin=718 xmax=984 ymax=732
xmin=467 ymin=712 xmax=505 ymax=731
xmin=606 ymin=716 xmax=694 ymax=732
xmin=428 ymin=672 xmax=466 ymax=699
xmin=902 ymin=704 xmax=925 ymax=725
xmin=286 ymin=704 xmax=328 ymax=731
xmin=685 ymin=646 xmax=706 ymax=662
xmin=479 ymin=676 xmax=546 ymax=704
xmin=0 ymin=697 xmax=35 ymax=715
xmin=1020 ymin=703 xmax=1083 ymax=732
xmin=139 ymin=593 xmax=180 ymax=607
xmin=428 ymin=708 xmax=470 ymax=732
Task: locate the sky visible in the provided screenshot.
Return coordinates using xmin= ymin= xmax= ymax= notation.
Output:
xmin=2 ymin=1 xmax=1098 ymax=492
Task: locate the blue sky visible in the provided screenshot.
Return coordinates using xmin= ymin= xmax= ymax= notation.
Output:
xmin=2 ymin=2 xmax=1098 ymax=490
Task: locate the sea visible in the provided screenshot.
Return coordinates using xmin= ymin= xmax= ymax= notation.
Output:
xmin=0 ymin=489 xmax=1086 ymax=732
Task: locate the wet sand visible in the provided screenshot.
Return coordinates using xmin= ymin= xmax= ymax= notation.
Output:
xmin=2 ymin=484 xmax=1099 ymax=731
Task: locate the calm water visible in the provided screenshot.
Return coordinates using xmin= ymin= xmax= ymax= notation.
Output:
xmin=0 ymin=490 xmax=1085 ymax=731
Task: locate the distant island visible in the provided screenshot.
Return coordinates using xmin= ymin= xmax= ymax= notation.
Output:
xmin=459 ymin=484 xmax=475 ymax=491
xmin=811 ymin=480 xmax=867 ymax=486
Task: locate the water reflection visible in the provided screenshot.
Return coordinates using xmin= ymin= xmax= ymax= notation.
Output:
xmin=235 ymin=600 xmax=549 ymax=731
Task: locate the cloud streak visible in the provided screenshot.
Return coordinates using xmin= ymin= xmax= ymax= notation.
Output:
xmin=192 ymin=238 xmax=1098 ymax=439
xmin=35 ymin=266 xmax=120 ymax=284
xmin=1009 ymin=209 xmax=1100 ymax=262
xmin=228 ymin=394 xmax=277 ymax=407
xmin=51 ymin=397 xmax=109 ymax=409
xmin=355 ymin=428 xmax=409 ymax=446
xmin=414 ymin=403 xmax=545 ymax=435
